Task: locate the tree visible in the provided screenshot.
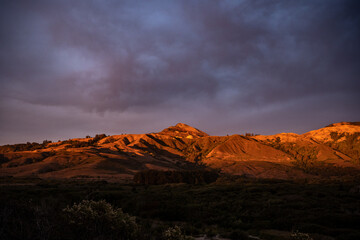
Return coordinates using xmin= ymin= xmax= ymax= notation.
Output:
xmin=42 ymin=140 xmax=52 ymax=145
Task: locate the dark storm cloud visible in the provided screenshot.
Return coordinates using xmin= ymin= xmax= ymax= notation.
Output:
xmin=0 ymin=0 xmax=359 ymax=144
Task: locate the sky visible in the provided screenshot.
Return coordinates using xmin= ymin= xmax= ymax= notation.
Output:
xmin=0 ymin=0 xmax=359 ymax=145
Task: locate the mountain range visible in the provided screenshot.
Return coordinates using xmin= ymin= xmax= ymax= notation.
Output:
xmin=1 ymin=122 xmax=359 ymax=182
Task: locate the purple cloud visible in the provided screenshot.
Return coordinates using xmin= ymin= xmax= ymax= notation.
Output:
xmin=0 ymin=0 xmax=359 ymax=144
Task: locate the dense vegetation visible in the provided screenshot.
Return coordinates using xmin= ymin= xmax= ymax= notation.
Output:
xmin=133 ymin=170 xmax=219 ymax=184
xmin=1 ymin=177 xmax=360 ymax=240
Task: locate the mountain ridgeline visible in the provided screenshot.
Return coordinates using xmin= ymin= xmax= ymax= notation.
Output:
xmin=1 ymin=122 xmax=359 ymax=182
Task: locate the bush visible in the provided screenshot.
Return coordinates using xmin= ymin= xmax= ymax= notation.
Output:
xmin=291 ymin=231 xmax=313 ymax=240
xmin=63 ymin=200 xmax=138 ymax=240
xmin=163 ymin=226 xmax=193 ymax=240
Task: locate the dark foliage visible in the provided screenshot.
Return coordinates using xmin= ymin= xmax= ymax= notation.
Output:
xmin=63 ymin=200 xmax=138 ymax=240
xmin=133 ymin=170 xmax=219 ymax=185
xmin=0 ymin=154 xmax=10 ymax=164
xmin=1 ymin=178 xmax=360 ymax=239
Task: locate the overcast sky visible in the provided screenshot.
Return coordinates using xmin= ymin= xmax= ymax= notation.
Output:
xmin=1 ymin=0 xmax=359 ymax=144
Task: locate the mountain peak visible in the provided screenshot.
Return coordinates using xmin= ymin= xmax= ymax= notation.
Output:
xmin=159 ymin=123 xmax=208 ymax=138
xmin=175 ymin=123 xmax=190 ymax=128
xmin=174 ymin=123 xmax=199 ymax=131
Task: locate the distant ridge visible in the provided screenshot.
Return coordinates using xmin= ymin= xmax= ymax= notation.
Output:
xmin=0 ymin=122 xmax=359 ymax=182
xmin=325 ymin=122 xmax=360 ymax=127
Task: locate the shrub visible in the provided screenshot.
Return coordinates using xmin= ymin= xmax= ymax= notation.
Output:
xmin=163 ymin=225 xmax=193 ymax=240
xmin=291 ymin=230 xmax=313 ymax=240
xmin=93 ymin=134 xmax=107 ymax=142
xmin=63 ymin=200 xmax=138 ymax=240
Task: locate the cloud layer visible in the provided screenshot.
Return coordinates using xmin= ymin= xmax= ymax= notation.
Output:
xmin=1 ymin=0 xmax=359 ymax=144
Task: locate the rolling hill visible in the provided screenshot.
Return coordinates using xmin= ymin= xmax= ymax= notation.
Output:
xmin=1 ymin=122 xmax=359 ymax=182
